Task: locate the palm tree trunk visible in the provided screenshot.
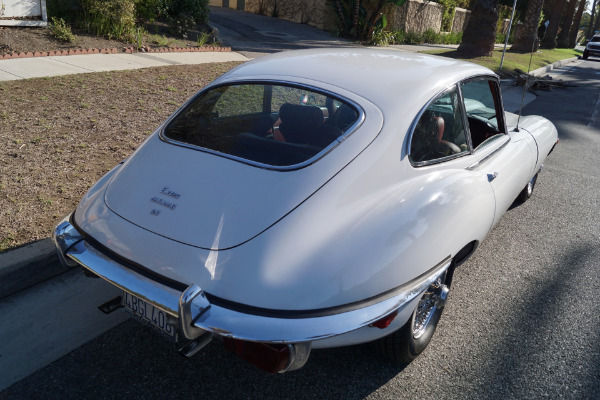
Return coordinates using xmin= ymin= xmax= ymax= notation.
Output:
xmin=557 ymin=0 xmax=579 ymax=47
xmin=567 ymin=0 xmax=587 ymax=47
xmin=540 ymin=0 xmax=567 ymax=48
xmin=587 ymin=0 xmax=597 ymax=39
xmin=353 ymin=0 xmax=360 ymax=38
xmin=594 ymin=7 xmax=600 ymax=34
xmin=457 ymin=0 xmax=499 ymax=57
xmin=511 ymin=0 xmax=544 ymax=52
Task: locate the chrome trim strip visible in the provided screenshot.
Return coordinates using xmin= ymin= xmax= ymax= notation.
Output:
xmin=57 ymin=221 xmax=451 ymax=343
xmin=469 ymin=134 xmax=510 ymax=169
xmin=52 ymin=214 xmax=83 ymax=268
xmin=53 ymin=215 xmax=83 ymax=255
xmin=67 ymin=240 xmax=181 ymax=317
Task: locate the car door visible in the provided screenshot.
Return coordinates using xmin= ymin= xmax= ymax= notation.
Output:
xmin=408 ymin=84 xmax=497 ymax=251
xmin=459 ymin=77 xmax=535 ymax=227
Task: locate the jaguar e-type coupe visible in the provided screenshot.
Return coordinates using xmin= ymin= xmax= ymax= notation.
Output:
xmin=54 ymin=49 xmax=558 ymax=373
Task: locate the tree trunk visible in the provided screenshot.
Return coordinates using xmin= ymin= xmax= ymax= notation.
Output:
xmin=457 ymin=0 xmax=499 ymax=57
xmin=594 ymin=7 xmax=600 ymax=34
xmin=567 ymin=0 xmax=586 ymax=47
xmin=540 ymin=0 xmax=567 ymax=48
xmin=557 ymin=0 xmax=579 ymax=47
xmin=511 ymin=0 xmax=545 ymax=52
xmin=587 ymin=0 xmax=597 ymax=39
xmin=362 ymin=0 xmax=388 ymax=39
xmin=353 ymin=0 xmax=360 ymax=38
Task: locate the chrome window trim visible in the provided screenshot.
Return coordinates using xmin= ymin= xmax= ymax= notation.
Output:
xmin=459 ymin=75 xmax=508 ymax=139
xmin=407 ymin=73 xmax=501 ymax=165
xmin=158 ymin=80 xmax=366 ymax=172
xmin=407 ymin=83 xmax=470 ymax=167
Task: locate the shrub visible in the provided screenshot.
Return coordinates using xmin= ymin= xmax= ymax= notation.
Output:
xmin=165 ymin=12 xmax=196 ymax=37
xmin=49 ymin=17 xmax=77 ymax=42
xmin=403 ymin=30 xmax=424 ymax=44
xmin=134 ymin=0 xmax=162 ymax=23
xmin=422 ymin=29 xmax=439 ymax=44
xmin=163 ymin=0 xmax=209 ymax=37
xmin=80 ymin=0 xmax=137 ymax=41
xmin=46 ymin=0 xmax=81 ymax=21
xmin=369 ymin=29 xmax=462 ymax=46
xmin=496 ymin=33 xmax=515 ymax=45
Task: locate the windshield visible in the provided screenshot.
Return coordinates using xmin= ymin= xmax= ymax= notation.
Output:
xmin=162 ymin=83 xmax=360 ymax=167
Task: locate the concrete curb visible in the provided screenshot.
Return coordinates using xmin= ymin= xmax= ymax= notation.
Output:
xmin=529 ymin=56 xmax=579 ymax=76
xmin=0 ymin=238 xmax=67 ymax=300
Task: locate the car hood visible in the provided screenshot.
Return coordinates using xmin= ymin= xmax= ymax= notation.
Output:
xmin=102 ymin=114 xmax=381 ymax=250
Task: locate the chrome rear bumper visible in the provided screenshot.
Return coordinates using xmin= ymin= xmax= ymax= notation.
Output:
xmin=54 ymin=215 xmax=450 ymax=345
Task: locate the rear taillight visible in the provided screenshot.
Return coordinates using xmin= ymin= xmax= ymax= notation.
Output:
xmin=370 ymin=310 xmax=399 ymax=329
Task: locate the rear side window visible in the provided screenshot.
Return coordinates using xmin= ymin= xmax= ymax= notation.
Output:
xmin=162 ymin=83 xmax=360 ymax=167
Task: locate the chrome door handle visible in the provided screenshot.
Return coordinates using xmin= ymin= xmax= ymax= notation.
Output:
xmin=487 ymin=172 xmax=498 ymax=182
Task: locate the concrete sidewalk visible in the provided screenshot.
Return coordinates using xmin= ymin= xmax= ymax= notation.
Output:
xmin=0 ymin=51 xmax=249 ymax=81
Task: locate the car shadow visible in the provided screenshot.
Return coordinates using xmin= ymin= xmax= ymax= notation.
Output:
xmin=1 ymin=318 xmax=409 ymax=399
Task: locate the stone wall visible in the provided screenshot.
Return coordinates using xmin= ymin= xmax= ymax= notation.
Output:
xmin=243 ymin=0 xmax=337 ymax=30
xmin=451 ymin=7 xmax=470 ymax=34
xmin=212 ymin=0 xmax=478 ymax=35
xmin=388 ymin=0 xmax=444 ymax=34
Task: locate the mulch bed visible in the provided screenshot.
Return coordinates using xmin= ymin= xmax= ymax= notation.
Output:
xmin=0 ymin=24 xmax=228 ymax=59
xmin=0 ymin=62 xmax=241 ymax=252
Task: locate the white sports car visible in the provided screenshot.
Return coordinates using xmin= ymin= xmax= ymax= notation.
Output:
xmin=54 ymin=49 xmax=558 ymax=373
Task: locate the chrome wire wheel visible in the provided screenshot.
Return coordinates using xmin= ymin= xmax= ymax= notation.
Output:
xmin=413 ymin=273 xmax=449 ymax=339
xmin=517 ymin=172 xmax=538 ymax=203
xmin=373 ymin=268 xmax=452 ymax=363
xmin=526 ymin=179 xmax=534 ymax=197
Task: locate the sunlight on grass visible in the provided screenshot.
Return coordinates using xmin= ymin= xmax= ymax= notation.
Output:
xmin=423 ymin=48 xmax=583 ymax=75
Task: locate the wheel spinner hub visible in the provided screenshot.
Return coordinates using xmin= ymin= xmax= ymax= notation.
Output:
xmin=412 ymin=275 xmax=449 ymax=339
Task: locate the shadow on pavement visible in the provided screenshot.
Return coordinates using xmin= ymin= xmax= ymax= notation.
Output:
xmin=208 ymin=6 xmax=358 ymax=57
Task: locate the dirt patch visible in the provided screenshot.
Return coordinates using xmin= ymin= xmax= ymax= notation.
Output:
xmin=0 ymin=26 xmax=128 ymax=54
xmin=0 ymin=62 xmax=240 ymax=252
xmin=0 ymin=23 xmax=216 ymax=55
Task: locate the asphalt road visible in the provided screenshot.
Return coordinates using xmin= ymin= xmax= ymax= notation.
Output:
xmin=208 ymin=6 xmax=356 ymax=58
xmin=1 ymin=60 xmax=599 ymax=399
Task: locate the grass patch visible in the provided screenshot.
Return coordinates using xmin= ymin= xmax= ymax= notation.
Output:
xmin=423 ymin=47 xmax=583 ymax=76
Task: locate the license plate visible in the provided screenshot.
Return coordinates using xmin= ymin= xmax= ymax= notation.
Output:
xmin=122 ymin=291 xmax=177 ymax=339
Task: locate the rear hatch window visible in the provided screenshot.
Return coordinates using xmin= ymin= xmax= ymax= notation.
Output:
xmin=162 ymin=83 xmax=360 ymax=167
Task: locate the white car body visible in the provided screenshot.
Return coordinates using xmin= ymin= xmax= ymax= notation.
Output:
xmin=584 ymin=35 xmax=600 ymax=59
xmin=54 ymin=49 xmax=558 ymax=372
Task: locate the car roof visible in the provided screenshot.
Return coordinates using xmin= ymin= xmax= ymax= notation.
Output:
xmin=213 ymin=48 xmax=495 ymax=111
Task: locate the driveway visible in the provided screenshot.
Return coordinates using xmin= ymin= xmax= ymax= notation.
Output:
xmin=208 ymin=6 xmax=357 ymax=58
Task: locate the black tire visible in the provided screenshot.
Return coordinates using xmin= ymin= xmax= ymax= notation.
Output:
xmin=517 ymin=173 xmax=538 ymax=203
xmin=374 ymin=271 xmax=450 ymax=363
xmin=583 ymin=50 xmax=589 ymax=60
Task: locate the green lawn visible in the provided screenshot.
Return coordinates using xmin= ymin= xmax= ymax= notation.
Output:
xmin=423 ymin=47 xmax=583 ymax=76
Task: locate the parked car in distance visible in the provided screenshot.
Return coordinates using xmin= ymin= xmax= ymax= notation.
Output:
xmin=54 ymin=49 xmax=558 ymax=373
xmin=583 ymin=35 xmax=600 ymax=59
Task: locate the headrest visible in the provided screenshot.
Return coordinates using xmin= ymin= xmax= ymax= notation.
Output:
xmin=279 ymin=104 xmax=323 ymax=129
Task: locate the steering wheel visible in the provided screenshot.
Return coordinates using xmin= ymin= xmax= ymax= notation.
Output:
xmin=417 ymin=150 xmax=448 ymax=162
xmin=416 ymin=141 xmax=461 ymax=162
xmin=438 ymin=140 xmax=461 ymax=154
